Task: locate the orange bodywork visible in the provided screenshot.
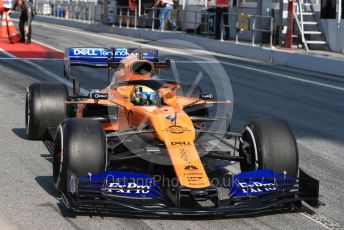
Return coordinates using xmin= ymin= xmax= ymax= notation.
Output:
xmin=74 ymin=54 xmax=231 ymax=189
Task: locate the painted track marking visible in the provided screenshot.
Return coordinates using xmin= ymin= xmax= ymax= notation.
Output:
xmin=0 ymin=48 xmax=88 ymax=94
xmin=0 ymin=40 xmax=63 ymax=59
xmin=33 ymin=22 xmax=344 ymax=93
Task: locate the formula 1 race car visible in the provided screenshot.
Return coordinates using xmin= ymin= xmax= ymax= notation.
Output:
xmin=25 ymin=47 xmax=320 ymax=215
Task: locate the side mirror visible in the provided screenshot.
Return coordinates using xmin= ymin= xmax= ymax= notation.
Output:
xmin=199 ymin=93 xmax=214 ymax=100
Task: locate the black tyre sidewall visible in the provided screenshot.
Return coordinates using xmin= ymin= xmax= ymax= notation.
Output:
xmin=26 ymin=83 xmax=68 ymax=140
xmin=66 ymin=119 xmax=106 ymax=178
xmin=53 ymin=119 xmax=106 ymax=193
xmin=53 ymin=122 xmax=67 ymax=193
xmin=241 ymin=118 xmax=299 ymax=177
xmin=26 ymin=84 xmax=44 ymax=139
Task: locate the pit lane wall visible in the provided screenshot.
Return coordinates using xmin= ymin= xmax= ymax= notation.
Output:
xmin=14 ymin=13 xmax=344 ymax=77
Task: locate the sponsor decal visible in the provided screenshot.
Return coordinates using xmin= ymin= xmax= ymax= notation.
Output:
xmin=184 ymin=165 xmax=198 ymax=171
xmin=229 ymin=170 xmax=288 ymax=197
xmin=132 ymin=49 xmax=157 ymax=59
xmin=142 ymin=52 xmax=155 ymax=59
xmin=114 ymin=48 xmax=129 ymax=58
xmin=186 ymin=177 xmax=202 ymax=182
xmin=179 ymin=148 xmax=191 ymax=162
xmin=168 ymin=126 xmax=184 ymax=134
xmin=171 ymin=141 xmax=191 ymax=146
xmin=199 ymin=93 xmax=215 ymax=100
xmin=163 ymin=114 xmax=192 ymax=134
xmin=91 ymin=92 xmax=108 ymax=100
xmin=188 ymin=182 xmax=207 ymax=186
xmin=71 ymin=48 xmax=110 ymax=57
xmin=183 ymin=172 xmax=202 ymax=176
xmin=183 ymin=165 xmax=203 ymax=177
xmin=237 ymin=181 xmax=276 ymax=194
xmin=107 ymin=182 xmax=150 ymax=194
xmin=165 ymin=115 xmax=176 ymax=123
xmin=162 ymin=126 xmax=192 ymax=134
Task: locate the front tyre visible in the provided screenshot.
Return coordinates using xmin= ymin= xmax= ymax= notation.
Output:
xmin=53 ymin=118 xmax=106 ymax=193
xmin=239 ymin=118 xmax=299 ymax=177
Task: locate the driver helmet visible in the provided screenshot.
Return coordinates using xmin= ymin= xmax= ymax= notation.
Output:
xmin=132 ymin=86 xmax=157 ymax=106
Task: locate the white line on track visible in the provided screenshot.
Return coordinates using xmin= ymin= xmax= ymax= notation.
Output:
xmin=34 ymin=22 xmax=344 ymax=93
xmin=220 ymin=61 xmax=344 ymax=92
xmin=0 ymin=48 xmax=88 ymax=94
xmin=299 ymin=212 xmax=342 ymax=230
xmin=33 ymin=39 xmax=65 ymax=53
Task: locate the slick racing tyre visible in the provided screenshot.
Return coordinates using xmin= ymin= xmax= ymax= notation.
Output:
xmin=53 ymin=118 xmax=106 ymax=193
xmin=239 ymin=118 xmax=299 ymax=177
xmin=25 ymin=83 xmax=68 ymax=140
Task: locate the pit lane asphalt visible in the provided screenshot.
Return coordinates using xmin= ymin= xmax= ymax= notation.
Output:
xmin=0 ymin=22 xmax=343 ymax=230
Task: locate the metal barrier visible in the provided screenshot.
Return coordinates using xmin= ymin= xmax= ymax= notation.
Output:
xmin=221 ymin=12 xmax=274 ymax=48
xmin=33 ymin=2 xmax=274 ymax=47
xmin=198 ymin=10 xmax=216 ymax=37
xmin=34 ymin=2 xmax=95 ymax=24
xmin=116 ymin=7 xmax=137 ymax=29
xmin=142 ymin=8 xmax=215 ymax=37
xmin=142 ymin=8 xmax=176 ymax=31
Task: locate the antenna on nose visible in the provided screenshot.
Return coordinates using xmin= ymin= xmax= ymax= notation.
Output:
xmin=138 ymin=46 xmax=143 ymax=60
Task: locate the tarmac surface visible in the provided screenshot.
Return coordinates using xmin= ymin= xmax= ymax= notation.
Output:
xmin=0 ymin=21 xmax=343 ymax=230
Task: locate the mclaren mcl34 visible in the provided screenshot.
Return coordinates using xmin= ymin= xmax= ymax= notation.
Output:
xmin=25 ymin=47 xmax=321 ymax=215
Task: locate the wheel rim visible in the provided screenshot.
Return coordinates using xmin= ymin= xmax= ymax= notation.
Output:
xmin=53 ymin=125 xmax=64 ymax=185
xmin=244 ymin=126 xmax=259 ymax=170
xmin=240 ymin=126 xmax=259 ymax=171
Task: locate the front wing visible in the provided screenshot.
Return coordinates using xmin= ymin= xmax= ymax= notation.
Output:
xmin=61 ymin=169 xmax=320 ymax=215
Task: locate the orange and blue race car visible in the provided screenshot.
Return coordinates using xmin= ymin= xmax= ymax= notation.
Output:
xmin=25 ymin=47 xmax=321 ymax=215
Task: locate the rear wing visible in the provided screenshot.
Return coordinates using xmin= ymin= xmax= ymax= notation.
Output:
xmin=64 ymin=47 xmax=110 ymax=83
xmin=64 ymin=47 xmax=170 ymax=80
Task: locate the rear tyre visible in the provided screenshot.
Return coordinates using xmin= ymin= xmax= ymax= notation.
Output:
xmin=25 ymin=83 xmax=68 ymax=140
xmin=239 ymin=118 xmax=299 ymax=177
xmin=53 ymin=118 xmax=106 ymax=193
